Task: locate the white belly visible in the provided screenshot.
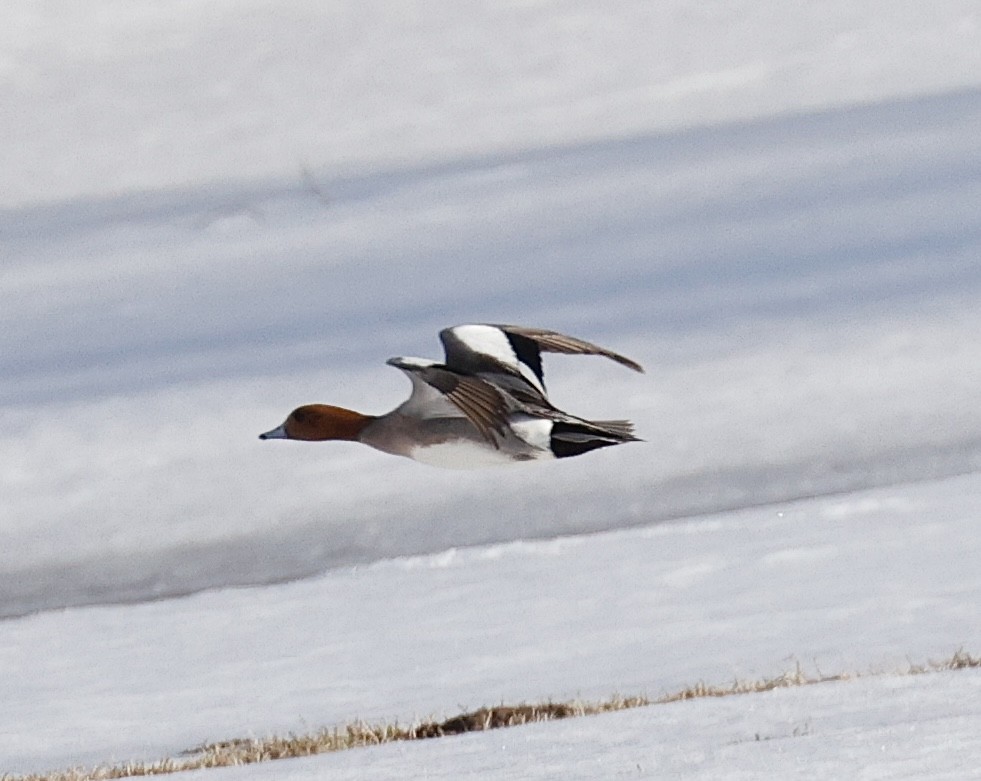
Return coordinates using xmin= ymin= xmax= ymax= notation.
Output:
xmin=408 ymin=439 xmax=524 ymax=469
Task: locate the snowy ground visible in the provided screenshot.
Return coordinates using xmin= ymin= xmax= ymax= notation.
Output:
xmin=3 ymin=473 xmax=980 ymax=777
xmin=190 ymin=673 xmax=981 ymax=781
xmin=3 ymin=1 xmax=981 ymax=777
xmin=222 ymin=674 xmax=981 ymax=781
xmin=6 ymin=1 xmax=981 ymax=209
xmin=4 ymin=59 xmax=981 ymax=620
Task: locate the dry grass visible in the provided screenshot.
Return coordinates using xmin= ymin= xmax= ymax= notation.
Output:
xmin=6 ymin=649 xmax=978 ymax=781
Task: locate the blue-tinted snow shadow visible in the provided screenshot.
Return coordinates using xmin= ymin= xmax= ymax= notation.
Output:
xmin=3 ymin=86 xmax=981 ymax=406
xmin=4 ymin=87 xmax=981 ymax=617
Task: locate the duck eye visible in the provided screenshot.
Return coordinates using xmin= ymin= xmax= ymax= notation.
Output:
xmin=292 ymin=410 xmax=306 ymax=424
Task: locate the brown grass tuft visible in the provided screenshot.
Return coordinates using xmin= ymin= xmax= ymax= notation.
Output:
xmin=656 ymin=661 xmax=851 ymax=704
xmin=4 ymin=650 xmax=976 ymax=781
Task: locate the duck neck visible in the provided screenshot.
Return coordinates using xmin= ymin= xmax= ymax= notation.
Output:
xmin=317 ymin=405 xmax=375 ymax=441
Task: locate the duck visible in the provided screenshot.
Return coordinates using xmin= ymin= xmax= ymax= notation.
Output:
xmin=259 ymin=324 xmax=643 ymax=468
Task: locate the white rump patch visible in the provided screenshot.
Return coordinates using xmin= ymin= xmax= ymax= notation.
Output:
xmin=508 ymin=416 xmax=553 ymax=452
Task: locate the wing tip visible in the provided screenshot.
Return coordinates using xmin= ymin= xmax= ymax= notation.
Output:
xmin=613 ymin=355 xmax=645 ymax=373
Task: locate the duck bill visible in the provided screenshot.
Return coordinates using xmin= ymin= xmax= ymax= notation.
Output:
xmin=259 ymin=424 xmax=288 ymax=440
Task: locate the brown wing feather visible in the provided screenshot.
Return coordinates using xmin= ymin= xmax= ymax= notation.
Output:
xmin=395 ymin=362 xmax=511 ymax=447
xmin=442 ymin=375 xmax=512 ymax=446
xmin=496 ymin=325 xmax=644 ymax=373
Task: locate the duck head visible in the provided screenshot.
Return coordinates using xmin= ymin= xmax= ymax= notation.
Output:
xmin=259 ymin=404 xmax=371 ymax=442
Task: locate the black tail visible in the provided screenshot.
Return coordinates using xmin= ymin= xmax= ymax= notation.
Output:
xmin=549 ymin=419 xmax=641 ymax=459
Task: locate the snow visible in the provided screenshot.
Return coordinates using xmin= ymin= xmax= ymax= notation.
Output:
xmin=188 ymin=673 xmax=981 ymax=780
xmin=2 ymin=474 xmax=980 ymax=776
xmin=5 ymin=1 xmax=981 ymax=209
xmin=3 ymin=1 xmax=981 ymax=777
xmin=5 ymin=83 xmax=981 ymax=618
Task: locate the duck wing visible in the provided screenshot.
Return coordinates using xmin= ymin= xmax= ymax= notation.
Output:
xmin=439 ymin=324 xmax=644 ymax=399
xmin=386 ymin=358 xmax=512 ymax=447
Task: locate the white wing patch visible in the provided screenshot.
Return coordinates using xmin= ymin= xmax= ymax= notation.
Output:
xmin=449 ymin=324 xmax=546 ymax=395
